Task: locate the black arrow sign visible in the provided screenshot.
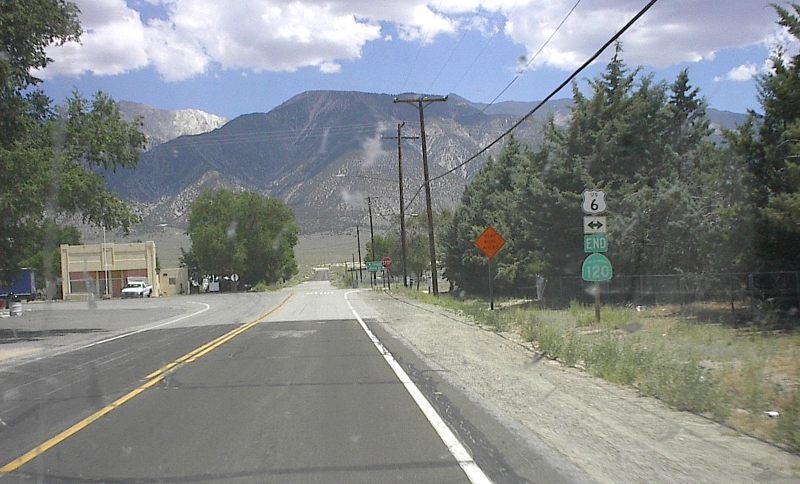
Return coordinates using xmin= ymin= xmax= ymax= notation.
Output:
xmin=588 ymin=220 xmax=604 ymax=230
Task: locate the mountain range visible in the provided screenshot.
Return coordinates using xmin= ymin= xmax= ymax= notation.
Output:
xmin=108 ymin=91 xmax=748 ymax=234
xmin=118 ymin=101 xmax=227 ymax=148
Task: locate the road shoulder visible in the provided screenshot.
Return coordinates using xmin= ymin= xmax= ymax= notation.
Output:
xmin=350 ymin=289 xmax=800 ymax=484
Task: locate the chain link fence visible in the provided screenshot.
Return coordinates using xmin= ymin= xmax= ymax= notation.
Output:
xmin=515 ymin=271 xmax=800 ymax=311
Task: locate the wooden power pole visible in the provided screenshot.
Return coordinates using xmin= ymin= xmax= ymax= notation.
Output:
xmin=393 ymin=95 xmax=447 ymax=296
xmin=382 ymin=122 xmax=418 ymax=287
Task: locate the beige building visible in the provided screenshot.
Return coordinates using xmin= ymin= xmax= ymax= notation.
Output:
xmin=60 ymin=241 xmax=160 ymax=300
xmin=158 ymin=267 xmax=189 ymax=296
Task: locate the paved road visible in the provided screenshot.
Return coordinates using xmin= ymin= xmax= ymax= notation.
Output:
xmin=0 ymin=274 xmax=502 ymax=483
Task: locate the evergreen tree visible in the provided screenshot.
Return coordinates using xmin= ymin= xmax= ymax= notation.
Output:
xmin=441 ymin=46 xmax=731 ymax=297
xmin=726 ymin=3 xmax=800 ymax=270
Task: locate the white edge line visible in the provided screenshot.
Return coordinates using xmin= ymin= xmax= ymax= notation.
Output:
xmin=344 ymin=290 xmax=492 ymax=484
xmin=3 ymin=302 xmax=211 ymax=367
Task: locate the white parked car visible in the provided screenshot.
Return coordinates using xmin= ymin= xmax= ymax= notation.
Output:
xmin=122 ymin=280 xmax=152 ymax=298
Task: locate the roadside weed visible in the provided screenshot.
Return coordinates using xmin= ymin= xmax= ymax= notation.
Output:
xmin=396 ymin=288 xmax=800 ymax=451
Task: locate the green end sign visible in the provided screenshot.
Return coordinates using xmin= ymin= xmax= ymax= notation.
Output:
xmin=584 ymin=234 xmax=608 ymax=253
xmin=367 ymin=261 xmax=383 ymax=272
xmin=582 ymin=253 xmax=613 ymax=282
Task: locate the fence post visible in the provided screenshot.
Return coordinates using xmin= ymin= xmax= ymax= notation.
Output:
xmin=795 ymin=272 xmax=800 ymax=312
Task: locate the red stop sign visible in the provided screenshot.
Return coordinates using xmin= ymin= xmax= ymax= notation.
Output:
xmin=382 ymin=256 xmax=392 ymax=268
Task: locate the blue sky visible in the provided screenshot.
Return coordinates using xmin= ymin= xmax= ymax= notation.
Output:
xmin=38 ymin=0 xmax=795 ymax=120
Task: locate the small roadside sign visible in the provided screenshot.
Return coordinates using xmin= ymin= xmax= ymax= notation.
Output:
xmin=582 ymin=190 xmax=607 ymax=215
xmin=583 ymin=216 xmax=607 ymax=234
xmin=367 ymin=261 xmax=382 ymax=272
xmin=582 ymin=253 xmax=613 ymax=282
xmin=382 ymin=256 xmax=392 ymax=268
xmin=583 ymin=234 xmax=608 ymax=253
xmin=475 ymin=226 xmax=506 ymax=311
xmin=475 ymin=226 xmax=506 ymax=259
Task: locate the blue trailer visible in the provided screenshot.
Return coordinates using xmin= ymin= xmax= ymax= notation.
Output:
xmin=0 ymin=269 xmax=37 ymax=301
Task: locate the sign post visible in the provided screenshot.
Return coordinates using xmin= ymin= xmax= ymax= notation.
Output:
xmin=383 ymin=257 xmax=392 ymax=290
xmin=474 ymin=226 xmax=506 ymax=310
xmin=581 ymin=190 xmax=611 ymax=324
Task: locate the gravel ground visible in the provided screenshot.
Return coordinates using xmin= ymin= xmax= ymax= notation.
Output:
xmin=350 ymin=289 xmax=800 ymax=484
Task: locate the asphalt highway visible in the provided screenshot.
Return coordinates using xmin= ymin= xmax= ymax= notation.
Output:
xmin=0 ymin=273 xmax=491 ymax=483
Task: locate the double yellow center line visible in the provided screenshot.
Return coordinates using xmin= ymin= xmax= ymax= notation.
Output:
xmin=0 ymin=293 xmax=294 ymax=474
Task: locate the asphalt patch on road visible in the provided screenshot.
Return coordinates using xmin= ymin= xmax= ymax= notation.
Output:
xmin=0 ymin=328 xmax=106 ymax=344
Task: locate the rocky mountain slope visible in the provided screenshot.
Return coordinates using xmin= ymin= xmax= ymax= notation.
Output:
xmin=108 ymin=91 xmax=747 ymax=233
xmin=118 ymin=101 xmax=227 ymax=148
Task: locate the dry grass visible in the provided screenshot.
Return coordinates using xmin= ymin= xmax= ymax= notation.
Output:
xmin=396 ymin=290 xmax=800 ymax=452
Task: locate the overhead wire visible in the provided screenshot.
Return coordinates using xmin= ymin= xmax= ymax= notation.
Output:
xmin=425 ymin=28 xmax=468 ymax=94
xmin=449 ymin=26 xmax=499 ymax=94
xmin=398 ymin=0 xmax=446 ymax=94
xmin=480 ymin=0 xmax=582 ymax=114
xmin=400 ymin=0 xmax=659 ymax=211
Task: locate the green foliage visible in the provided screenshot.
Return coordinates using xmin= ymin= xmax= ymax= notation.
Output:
xmin=0 ymin=0 xmax=81 ymax=145
xmin=187 ymin=189 xmax=299 ymax=285
xmin=364 ymin=210 xmax=449 ymax=285
xmin=19 ymin=223 xmax=81 ymax=286
xmin=441 ymin=40 xmax=774 ymax=296
xmin=725 ymin=3 xmax=800 ymax=270
xmin=0 ymin=2 xmax=144 ymax=285
xmin=179 ymin=247 xmax=201 ymax=283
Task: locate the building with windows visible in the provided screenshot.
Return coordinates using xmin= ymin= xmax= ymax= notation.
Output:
xmin=60 ymin=241 xmax=160 ymax=300
xmin=158 ymin=267 xmax=189 ymax=297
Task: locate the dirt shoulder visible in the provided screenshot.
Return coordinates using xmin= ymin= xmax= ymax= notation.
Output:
xmin=350 ymin=289 xmax=800 ymax=484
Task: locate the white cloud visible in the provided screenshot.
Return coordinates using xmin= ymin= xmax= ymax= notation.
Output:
xmin=39 ymin=0 xmax=149 ymax=78
xmin=502 ymin=0 xmax=778 ymax=70
xmin=714 ymin=63 xmax=758 ymax=82
xmin=37 ymin=0 xmax=788 ymax=82
xmin=319 ymin=62 xmax=342 ymax=74
xmin=145 ymin=18 xmax=208 ymax=81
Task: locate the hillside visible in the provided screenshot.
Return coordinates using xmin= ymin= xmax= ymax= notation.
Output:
xmin=107 ymin=91 xmax=747 ymax=233
xmin=107 ymin=91 xmax=543 ymax=232
xmin=117 ymin=101 xmax=227 ymax=148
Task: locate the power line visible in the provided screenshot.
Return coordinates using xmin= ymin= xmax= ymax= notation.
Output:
xmin=426 ymin=29 xmax=468 ymax=94
xmin=428 ymin=0 xmax=659 ymax=185
xmin=480 ymin=0 xmax=582 ymax=114
xmin=450 ymin=28 xmax=499 ymax=94
xmin=398 ymin=0 xmax=446 ymax=93
xmin=401 ymin=0 xmax=658 ymax=211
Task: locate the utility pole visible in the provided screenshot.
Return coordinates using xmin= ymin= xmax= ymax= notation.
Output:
xmin=356 ymin=224 xmax=363 ymax=283
xmin=394 ymin=95 xmax=447 ymax=296
xmin=368 ymin=196 xmax=375 ymax=288
xmin=382 ymin=122 xmax=419 ymax=287
xmin=367 ymin=197 xmax=375 ymax=259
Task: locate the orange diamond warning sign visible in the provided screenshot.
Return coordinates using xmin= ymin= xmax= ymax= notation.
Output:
xmin=475 ymin=226 xmax=506 ymax=259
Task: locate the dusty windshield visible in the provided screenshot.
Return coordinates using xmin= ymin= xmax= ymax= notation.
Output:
xmin=1 ymin=1 xmax=799 ymax=483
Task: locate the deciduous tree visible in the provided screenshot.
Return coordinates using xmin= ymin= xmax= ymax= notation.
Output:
xmin=187 ymin=189 xmax=299 ymax=285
